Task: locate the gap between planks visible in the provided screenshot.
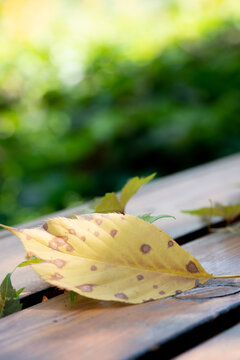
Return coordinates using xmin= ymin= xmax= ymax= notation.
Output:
xmin=137 ymin=303 xmax=240 ymax=360
xmin=173 ymin=321 xmax=240 ymax=360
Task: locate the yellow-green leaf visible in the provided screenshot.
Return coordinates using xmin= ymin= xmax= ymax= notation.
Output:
xmin=69 ymin=291 xmax=77 ymax=306
xmin=93 ymin=173 xmax=156 ymax=214
xmin=138 ymin=213 xmax=176 ymax=223
xmin=95 ymin=193 xmax=123 ymax=213
xmin=120 ymin=173 xmax=156 ymax=209
xmin=182 ymin=202 xmax=240 ymax=223
xmin=17 ymin=257 xmax=45 ymax=268
xmin=1 ymin=214 xmax=215 ymax=304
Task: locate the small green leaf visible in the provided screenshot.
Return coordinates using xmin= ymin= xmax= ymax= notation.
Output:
xmin=182 ymin=202 xmax=240 ymax=223
xmin=93 ymin=173 xmax=156 ymax=214
xmin=0 ymin=273 xmax=22 ymax=318
xmin=138 ymin=213 xmax=176 ymax=223
xmin=70 ymin=291 xmax=77 ymax=306
xmin=17 ymin=257 xmax=45 ymax=268
xmin=120 ymin=173 xmax=156 ymax=210
xmin=95 ymin=192 xmax=123 ymax=213
xmin=16 ymin=288 xmax=25 ymax=296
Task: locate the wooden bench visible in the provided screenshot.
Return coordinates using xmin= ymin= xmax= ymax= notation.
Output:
xmin=0 ymin=153 xmax=239 ymax=360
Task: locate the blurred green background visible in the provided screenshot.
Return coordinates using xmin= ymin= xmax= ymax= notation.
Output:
xmin=0 ymin=0 xmax=240 ymax=225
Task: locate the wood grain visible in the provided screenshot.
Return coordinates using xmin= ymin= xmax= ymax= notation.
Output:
xmin=175 ymin=322 xmax=240 ymax=360
xmin=0 ymin=153 xmax=239 ymax=296
xmin=0 ymin=231 xmax=239 ymax=360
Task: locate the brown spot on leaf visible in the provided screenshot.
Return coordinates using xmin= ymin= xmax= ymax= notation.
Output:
xmin=91 ymin=265 xmax=97 ymax=271
xmin=50 ymin=273 xmax=63 ymax=280
xmin=76 ymin=284 xmax=96 ymax=292
xmin=50 ymin=259 xmax=66 ymax=268
xmin=140 ymin=244 xmax=151 ymax=254
xmin=26 ymin=235 xmax=32 ymax=240
xmin=80 ymin=236 xmax=86 ymax=242
xmin=43 ymin=223 xmax=48 ymax=231
xmin=56 ymin=238 xmax=66 ymax=247
xmin=68 ymin=229 xmax=76 ymax=235
xmin=94 ymin=231 xmax=99 ymax=237
xmin=96 ymin=219 xmax=102 ymax=225
xmin=159 ymin=291 xmax=165 ymax=295
xmin=121 ymin=216 xmax=126 ymax=220
xmin=186 ymin=261 xmax=199 ymax=273
xmin=168 ymin=240 xmax=174 ymax=248
xmin=153 ymin=285 xmax=158 ymax=289
xmin=114 ymin=292 xmax=128 ymax=300
xmin=137 ymin=274 xmax=144 ymax=280
xmin=110 ymin=229 xmax=118 ymax=238
xmin=59 ymin=236 xmax=68 ymax=241
xmin=49 ymin=240 xmax=58 ymax=250
xmin=66 ymin=244 xmax=74 ymax=252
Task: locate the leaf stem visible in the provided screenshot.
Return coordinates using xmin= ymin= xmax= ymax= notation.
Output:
xmin=213 ymin=274 xmax=240 ymax=279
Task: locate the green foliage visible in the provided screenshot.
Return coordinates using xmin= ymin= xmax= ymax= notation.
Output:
xmin=183 ymin=203 xmax=240 ymax=224
xmin=17 ymin=257 xmax=45 ymax=268
xmin=0 ymin=257 xmax=44 ymax=318
xmin=0 ymin=3 xmax=240 ymax=225
xmin=95 ymin=174 xmax=155 ymax=214
xmin=138 ymin=213 xmax=175 ymax=224
xmin=69 ymin=291 xmax=77 ymax=307
xmin=0 ymin=273 xmax=23 ymax=318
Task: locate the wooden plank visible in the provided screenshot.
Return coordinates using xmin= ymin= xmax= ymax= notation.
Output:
xmin=175 ymin=322 xmax=240 ymax=360
xmin=127 ymin=152 xmax=240 ymax=238
xmin=0 ymin=231 xmax=239 ymax=360
xmin=0 ymin=235 xmax=46 ymax=296
xmin=0 ymin=153 xmax=240 ymax=296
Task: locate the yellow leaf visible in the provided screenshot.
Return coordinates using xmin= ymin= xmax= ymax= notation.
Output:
xmin=120 ymin=173 xmax=156 ymax=209
xmin=1 ymin=214 xmax=215 ymax=304
xmin=95 ymin=193 xmax=123 ymax=213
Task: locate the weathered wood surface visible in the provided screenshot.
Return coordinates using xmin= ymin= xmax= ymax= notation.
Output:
xmin=0 ymin=153 xmax=240 ymax=296
xmin=0 ymin=231 xmax=239 ymax=360
xmin=175 ymin=322 xmax=240 ymax=360
xmin=128 ymin=152 xmax=240 ymax=238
